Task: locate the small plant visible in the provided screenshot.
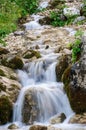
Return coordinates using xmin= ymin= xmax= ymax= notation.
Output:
xmin=72 ymin=30 xmax=83 ymax=63
xmin=72 ymin=39 xmax=82 ymax=63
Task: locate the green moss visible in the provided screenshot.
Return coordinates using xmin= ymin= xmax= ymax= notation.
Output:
xmin=0 ymin=96 xmax=12 ymax=124
xmin=23 ymin=50 xmax=41 ymax=59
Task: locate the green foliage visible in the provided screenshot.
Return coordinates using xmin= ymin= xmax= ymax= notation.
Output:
xmin=72 ymin=39 xmax=81 ymax=63
xmin=12 ymin=0 xmax=38 ymax=15
xmin=50 ymin=10 xmax=78 ymax=27
xmin=0 ymin=0 xmax=21 ymax=38
xmin=72 ymin=30 xmax=83 ymax=63
xmin=50 ymin=11 xmax=65 ymax=27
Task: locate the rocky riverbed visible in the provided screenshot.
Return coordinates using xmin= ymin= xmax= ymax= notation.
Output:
xmin=0 ymin=0 xmax=86 ymax=129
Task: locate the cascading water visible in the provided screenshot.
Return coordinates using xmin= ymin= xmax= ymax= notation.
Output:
xmin=13 ymin=57 xmax=73 ymax=124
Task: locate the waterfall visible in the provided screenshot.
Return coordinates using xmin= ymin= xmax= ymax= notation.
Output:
xmin=13 ymin=59 xmax=73 ymax=123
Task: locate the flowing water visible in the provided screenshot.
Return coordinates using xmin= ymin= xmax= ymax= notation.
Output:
xmin=0 ymin=1 xmax=86 ymax=130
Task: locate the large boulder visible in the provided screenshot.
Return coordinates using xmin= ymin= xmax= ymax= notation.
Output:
xmin=62 ymin=35 xmax=86 ymax=113
xmin=22 ymin=88 xmax=39 ymax=124
xmin=0 ymin=67 xmax=21 ymax=124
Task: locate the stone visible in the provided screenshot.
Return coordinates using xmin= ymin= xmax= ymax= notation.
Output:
xmin=0 ymin=95 xmax=12 ymax=124
xmin=50 ymin=113 xmax=66 ymax=124
xmin=63 ymin=7 xmax=80 ymax=18
xmin=14 ymin=31 xmax=24 ymax=36
xmin=39 ymin=17 xmax=51 ymax=25
xmin=69 ymin=113 xmax=86 ymax=124
xmin=80 ymin=5 xmax=86 ymax=17
xmin=0 ymin=47 xmax=9 ymax=55
xmin=23 ymin=50 xmax=41 ymax=59
xmin=8 ymin=124 xmax=19 ymax=129
xmin=29 ymin=125 xmax=47 ymax=130
xmin=1 ymin=55 xmax=24 ymax=69
xmin=0 ymin=65 xmax=17 ymax=80
xmin=56 ymin=55 xmax=69 ymax=81
xmin=73 ymin=16 xmax=85 ymax=24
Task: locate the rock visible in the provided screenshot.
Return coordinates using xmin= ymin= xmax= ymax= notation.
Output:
xmin=56 ymin=55 xmax=69 ymax=81
xmin=80 ymin=5 xmax=86 ymax=17
xmin=29 ymin=125 xmax=47 ymax=130
xmin=0 ymin=47 xmax=9 ymax=55
xmin=23 ymin=50 xmax=41 ymax=59
xmin=62 ymin=36 xmax=86 ymax=113
xmin=73 ymin=16 xmax=85 ymax=24
xmin=22 ymin=88 xmax=38 ymax=124
xmin=14 ymin=31 xmax=24 ymax=36
xmin=8 ymin=124 xmax=19 ymax=129
xmin=62 ymin=49 xmax=72 ymax=55
xmin=54 ymin=45 xmax=61 ymax=53
xmin=63 ymin=7 xmax=80 ymax=18
xmin=50 ymin=113 xmax=66 ymax=124
xmin=0 ymin=76 xmax=21 ymax=102
xmin=0 ymin=65 xmax=17 ymax=80
xmin=0 ymin=75 xmax=21 ymax=124
xmin=69 ymin=113 xmax=86 ymax=124
xmin=39 ymin=17 xmax=51 ymax=25
xmin=1 ymin=55 xmax=24 ymax=69
xmin=0 ymin=96 xmax=12 ymax=124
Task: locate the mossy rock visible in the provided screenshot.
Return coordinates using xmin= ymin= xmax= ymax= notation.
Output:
xmin=55 ymin=55 xmax=68 ymax=81
xmin=1 ymin=55 xmax=24 ymax=69
xmin=23 ymin=50 xmax=41 ymax=59
xmin=0 ymin=96 xmax=12 ymax=124
xmin=8 ymin=124 xmax=19 ymax=129
xmin=62 ymin=65 xmax=86 ymax=114
xmin=0 ymin=47 xmax=9 ymax=55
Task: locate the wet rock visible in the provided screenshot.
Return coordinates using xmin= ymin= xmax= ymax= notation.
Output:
xmin=50 ymin=113 xmax=66 ymax=124
xmin=22 ymin=88 xmax=38 ymax=124
xmin=8 ymin=124 xmax=19 ymax=129
xmin=23 ymin=50 xmax=41 ymax=59
xmin=62 ymin=36 xmax=86 ymax=113
xmin=69 ymin=113 xmax=86 ymax=124
xmin=0 ymin=75 xmax=21 ymax=124
xmin=29 ymin=125 xmax=47 ymax=130
xmin=56 ymin=55 xmax=69 ymax=81
xmin=1 ymin=55 xmax=24 ymax=69
xmin=0 ymin=76 xmax=21 ymax=102
xmin=0 ymin=96 xmax=12 ymax=124
xmin=0 ymin=47 xmax=9 ymax=55
xmin=0 ymin=65 xmax=17 ymax=80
